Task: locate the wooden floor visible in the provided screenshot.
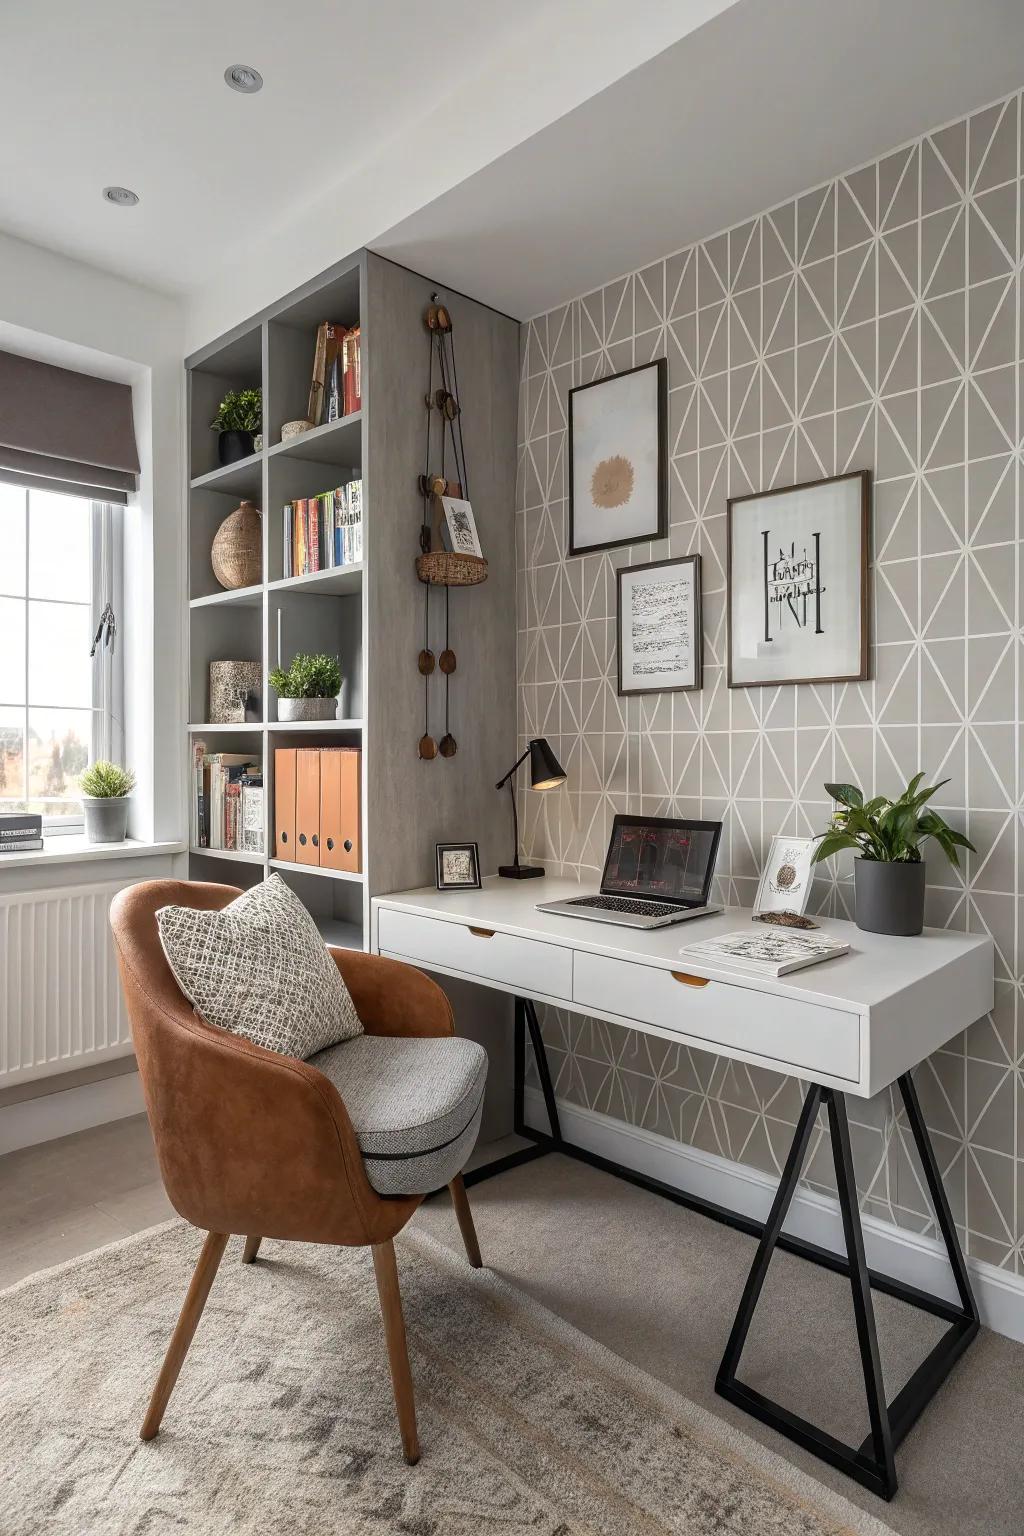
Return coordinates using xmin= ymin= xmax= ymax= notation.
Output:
xmin=0 ymin=1114 xmax=173 ymax=1289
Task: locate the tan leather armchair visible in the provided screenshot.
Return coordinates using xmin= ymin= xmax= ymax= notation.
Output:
xmin=109 ymin=878 xmax=482 ymax=1464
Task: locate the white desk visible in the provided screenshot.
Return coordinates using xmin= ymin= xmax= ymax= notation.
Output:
xmin=372 ymin=877 xmax=994 ymax=1501
xmin=372 ymin=877 xmax=992 ymax=1099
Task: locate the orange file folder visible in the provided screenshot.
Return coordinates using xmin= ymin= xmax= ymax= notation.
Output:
xmin=274 ymin=749 xmax=296 ymax=858
xmin=295 ymin=749 xmax=321 ymax=866
xmin=320 ymin=748 xmax=361 ymax=873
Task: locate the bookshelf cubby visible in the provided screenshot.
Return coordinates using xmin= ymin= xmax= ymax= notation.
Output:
xmin=184 ymin=250 xmax=519 ymax=952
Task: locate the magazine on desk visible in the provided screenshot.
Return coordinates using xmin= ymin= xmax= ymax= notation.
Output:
xmin=679 ymin=929 xmax=850 ymax=977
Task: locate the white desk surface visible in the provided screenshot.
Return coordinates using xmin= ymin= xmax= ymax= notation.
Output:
xmin=373 ymin=875 xmax=992 ymax=1019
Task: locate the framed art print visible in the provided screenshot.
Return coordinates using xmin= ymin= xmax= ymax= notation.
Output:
xmin=617 ymin=554 xmax=702 ymax=695
xmin=753 ymin=835 xmax=816 ymax=916
xmin=440 ymin=495 xmax=483 ymax=558
xmin=435 ymin=841 xmax=481 ymax=891
xmin=726 ymin=471 xmax=870 ymax=688
xmin=568 ymin=358 xmax=667 ymax=556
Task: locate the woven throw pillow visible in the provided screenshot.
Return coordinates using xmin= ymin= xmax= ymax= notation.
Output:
xmin=156 ymin=874 xmax=362 ymax=1058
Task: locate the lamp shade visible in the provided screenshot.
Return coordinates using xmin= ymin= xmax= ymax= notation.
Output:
xmin=528 ymin=737 xmax=566 ymax=790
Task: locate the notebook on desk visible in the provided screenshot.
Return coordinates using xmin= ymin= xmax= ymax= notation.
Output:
xmin=537 ymin=814 xmax=723 ymax=929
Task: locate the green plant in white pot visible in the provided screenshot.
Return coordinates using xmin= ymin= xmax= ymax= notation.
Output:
xmin=812 ymin=775 xmax=973 ymax=936
xmin=80 ymin=761 xmax=136 ymax=844
xmin=269 ymin=653 xmax=342 ymax=722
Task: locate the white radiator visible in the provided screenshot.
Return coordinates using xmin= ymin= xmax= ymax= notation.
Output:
xmin=0 ymin=880 xmax=134 ymax=1086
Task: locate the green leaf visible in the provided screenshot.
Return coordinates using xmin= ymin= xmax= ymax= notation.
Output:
xmin=824 ymin=782 xmax=863 ymax=809
xmin=811 ymin=832 xmax=861 ymax=864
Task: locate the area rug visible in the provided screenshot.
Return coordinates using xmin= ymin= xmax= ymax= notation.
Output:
xmin=0 ymin=1219 xmax=896 ymax=1536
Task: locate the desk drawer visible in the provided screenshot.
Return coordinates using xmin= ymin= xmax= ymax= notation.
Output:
xmin=573 ymin=951 xmax=859 ymax=1082
xmin=377 ymin=909 xmax=572 ymax=1001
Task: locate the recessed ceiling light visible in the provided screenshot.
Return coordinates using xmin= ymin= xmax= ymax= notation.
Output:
xmin=225 ymin=64 xmax=263 ymax=94
xmin=102 ymin=186 xmax=139 ymax=207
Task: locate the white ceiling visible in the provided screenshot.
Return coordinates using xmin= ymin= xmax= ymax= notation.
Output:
xmin=374 ymin=0 xmax=1024 ymax=318
xmin=0 ymin=0 xmax=731 ymax=316
xmin=2 ymin=0 xmax=1023 ymax=337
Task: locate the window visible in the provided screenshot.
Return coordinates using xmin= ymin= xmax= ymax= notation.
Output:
xmin=0 ymin=483 xmax=123 ymax=833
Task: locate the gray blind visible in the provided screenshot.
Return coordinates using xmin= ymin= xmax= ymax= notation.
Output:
xmin=0 ymin=350 xmax=140 ymax=503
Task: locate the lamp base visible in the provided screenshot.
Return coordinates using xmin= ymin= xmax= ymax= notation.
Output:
xmin=498 ymin=863 xmax=545 ymax=879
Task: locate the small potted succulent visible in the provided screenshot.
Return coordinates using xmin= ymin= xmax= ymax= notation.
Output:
xmin=812 ymin=775 xmax=974 ymax=936
xmin=210 ymin=387 xmax=263 ymax=466
xmin=269 ymin=653 xmax=342 ymax=722
xmin=80 ymin=760 xmax=136 ymax=844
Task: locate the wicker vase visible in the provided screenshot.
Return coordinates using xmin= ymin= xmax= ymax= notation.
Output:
xmin=211 ymin=501 xmax=262 ymax=590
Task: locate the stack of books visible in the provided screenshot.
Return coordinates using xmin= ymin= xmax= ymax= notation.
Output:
xmin=191 ymin=743 xmax=263 ymax=853
xmin=0 ymin=813 xmax=43 ymax=854
xmin=308 ymin=322 xmax=361 ymax=426
xmin=282 ymin=479 xmax=362 ymax=579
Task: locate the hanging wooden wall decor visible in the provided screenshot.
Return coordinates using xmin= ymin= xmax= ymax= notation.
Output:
xmin=416 ymin=297 xmax=487 ymax=760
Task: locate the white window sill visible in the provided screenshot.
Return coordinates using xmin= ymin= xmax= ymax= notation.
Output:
xmin=0 ymin=837 xmax=185 ymax=871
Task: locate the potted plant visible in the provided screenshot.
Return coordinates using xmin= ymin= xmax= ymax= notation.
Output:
xmin=210 ymin=388 xmax=263 ymax=466
xmin=812 ymin=775 xmax=974 ymax=936
xmin=80 ymin=760 xmax=136 ymax=844
xmin=269 ymin=653 xmax=342 ymax=722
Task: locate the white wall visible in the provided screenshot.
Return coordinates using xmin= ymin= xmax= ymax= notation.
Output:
xmin=0 ymin=231 xmax=186 ymax=842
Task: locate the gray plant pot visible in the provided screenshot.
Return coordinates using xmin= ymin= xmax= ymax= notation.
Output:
xmin=854 ymin=857 xmax=926 ymax=936
xmin=82 ymin=796 xmax=130 ymax=844
xmin=277 ymin=696 xmax=338 ymax=723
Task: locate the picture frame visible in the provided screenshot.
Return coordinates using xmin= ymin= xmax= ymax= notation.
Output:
xmin=726 ymin=470 xmax=870 ymax=689
xmin=617 ymin=554 xmax=702 ymax=695
xmin=440 ymin=495 xmax=483 ymax=559
xmin=753 ymin=835 xmax=816 ymax=917
xmin=568 ymin=358 xmax=667 ymax=557
xmin=435 ymin=841 xmax=481 ymax=891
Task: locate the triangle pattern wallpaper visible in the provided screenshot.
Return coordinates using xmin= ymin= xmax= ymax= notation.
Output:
xmin=517 ymin=88 xmax=1023 ymax=1269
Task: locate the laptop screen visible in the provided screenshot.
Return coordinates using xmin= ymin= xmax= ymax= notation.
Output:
xmin=600 ymin=815 xmax=722 ymax=905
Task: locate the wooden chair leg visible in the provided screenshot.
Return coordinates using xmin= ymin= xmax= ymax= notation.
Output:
xmin=140 ymin=1230 xmax=229 ymax=1441
xmin=371 ymin=1239 xmax=420 ymax=1465
xmin=449 ymin=1173 xmax=482 ymax=1268
xmin=241 ymin=1235 xmax=262 ymax=1264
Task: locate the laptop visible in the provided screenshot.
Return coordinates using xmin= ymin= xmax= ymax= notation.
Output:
xmin=537 ymin=814 xmax=724 ymax=929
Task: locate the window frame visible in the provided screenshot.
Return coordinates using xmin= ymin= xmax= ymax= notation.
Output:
xmin=0 ymin=485 xmax=124 ymax=834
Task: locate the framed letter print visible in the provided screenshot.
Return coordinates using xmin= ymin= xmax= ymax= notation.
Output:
xmin=727 ymin=471 xmax=869 ymax=688
xmin=617 ymin=555 xmax=702 ymax=695
xmin=568 ymin=358 xmax=667 ymax=556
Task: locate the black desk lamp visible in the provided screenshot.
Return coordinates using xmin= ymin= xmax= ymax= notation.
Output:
xmin=495 ymin=737 xmax=566 ymax=879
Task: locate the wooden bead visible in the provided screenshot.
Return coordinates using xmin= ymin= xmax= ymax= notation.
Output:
xmin=418 ymin=649 xmax=435 ymax=675
xmin=439 ymin=649 xmax=456 ymax=675
xmin=418 ymin=734 xmax=437 ymax=760
xmin=439 ymin=733 xmax=457 ymax=757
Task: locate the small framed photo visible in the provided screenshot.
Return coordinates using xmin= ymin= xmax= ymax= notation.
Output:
xmin=727 ymin=470 xmax=870 ymax=689
xmin=617 ymin=554 xmax=702 ymax=695
xmin=440 ymin=496 xmax=483 ymax=558
xmin=435 ymin=841 xmax=481 ymax=891
xmin=754 ymin=835 xmax=816 ymax=917
xmin=568 ymin=358 xmax=667 ymax=556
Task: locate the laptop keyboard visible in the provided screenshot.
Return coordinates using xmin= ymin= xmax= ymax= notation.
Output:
xmin=566 ymin=895 xmax=694 ymax=917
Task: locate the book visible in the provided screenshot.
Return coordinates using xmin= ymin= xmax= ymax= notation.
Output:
xmin=200 ymin=753 xmax=259 ymax=850
xmin=679 ymin=929 xmax=850 ymax=977
xmin=283 ymin=503 xmax=294 ymax=579
xmin=342 ymin=327 xmax=361 ymax=415
xmin=240 ymin=773 xmax=264 ymax=854
xmin=0 ymin=813 xmax=42 ymax=845
xmin=0 ymin=837 xmax=44 ymax=853
xmin=307 ymin=320 xmax=328 ymax=425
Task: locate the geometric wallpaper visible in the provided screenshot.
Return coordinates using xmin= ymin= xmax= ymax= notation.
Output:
xmin=516 ymin=88 xmax=1023 ymax=1270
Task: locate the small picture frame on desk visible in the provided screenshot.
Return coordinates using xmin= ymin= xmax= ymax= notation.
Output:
xmin=753 ymin=834 xmax=816 ymax=917
xmin=436 ymin=841 xmax=481 ymax=891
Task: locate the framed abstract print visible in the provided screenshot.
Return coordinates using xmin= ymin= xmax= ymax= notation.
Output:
xmin=617 ymin=554 xmax=702 ymax=696
xmin=568 ymin=358 xmax=667 ymax=556
xmin=726 ymin=471 xmax=870 ymax=689
xmin=753 ymin=834 xmax=816 ymax=917
xmin=435 ymin=841 xmax=481 ymax=891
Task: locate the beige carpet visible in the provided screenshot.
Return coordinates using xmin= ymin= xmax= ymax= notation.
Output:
xmin=0 ymin=1220 xmax=898 ymax=1536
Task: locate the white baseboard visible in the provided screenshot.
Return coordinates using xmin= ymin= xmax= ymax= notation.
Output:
xmin=0 ymin=1070 xmax=146 ymax=1155
xmin=524 ymin=1088 xmax=1024 ymax=1346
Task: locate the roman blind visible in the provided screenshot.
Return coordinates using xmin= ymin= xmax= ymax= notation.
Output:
xmin=0 ymin=349 xmax=140 ymax=503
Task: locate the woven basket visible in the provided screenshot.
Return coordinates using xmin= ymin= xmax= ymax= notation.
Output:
xmin=415 ymin=552 xmax=488 ymax=587
xmin=211 ymin=501 xmax=262 ymax=590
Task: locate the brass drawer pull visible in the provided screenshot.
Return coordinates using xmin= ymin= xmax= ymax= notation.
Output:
xmin=468 ymin=926 xmax=495 ymax=938
xmin=671 ymin=970 xmax=710 ymax=988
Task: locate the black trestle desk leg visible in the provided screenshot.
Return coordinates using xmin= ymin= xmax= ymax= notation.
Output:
xmin=523 ymin=996 xmax=562 ymax=1143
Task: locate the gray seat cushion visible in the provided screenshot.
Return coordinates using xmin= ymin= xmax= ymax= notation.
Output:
xmin=309 ymin=1034 xmax=487 ymax=1196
